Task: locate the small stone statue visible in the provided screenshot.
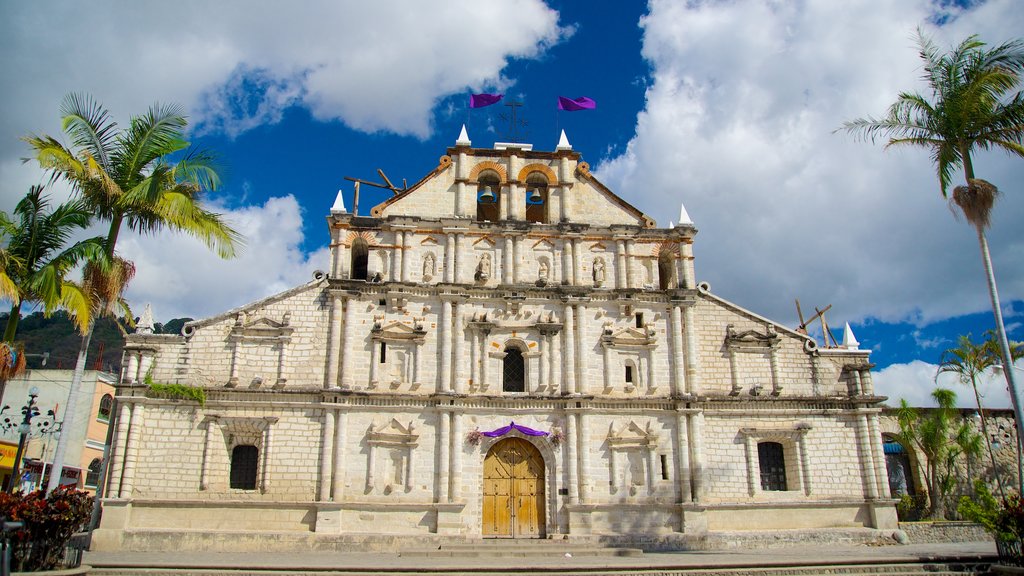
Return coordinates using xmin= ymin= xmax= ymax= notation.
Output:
xmin=593 ymin=257 xmax=606 ymax=286
xmin=537 ymin=259 xmax=550 ymax=285
xmin=422 ymin=253 xmax=435 ymax=281
xmin=475 ymin=253 xmax=492 ymax=281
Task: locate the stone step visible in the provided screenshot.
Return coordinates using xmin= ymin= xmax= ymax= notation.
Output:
xmin=400 ymin=543 xmax=644 ymax=558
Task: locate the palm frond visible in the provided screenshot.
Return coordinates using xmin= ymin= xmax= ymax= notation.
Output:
xmin=952 ymin=178 xmax=999 ymax=229
xmin=59 ymin=93 xmax=117 ymax=171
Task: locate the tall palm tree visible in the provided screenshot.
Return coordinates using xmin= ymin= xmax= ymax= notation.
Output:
xmin=841 ymin=30 xmax=1024 ymax=491
xmin=0 ymin=185 xmax=103 ymax=341
xmin=24 ymin=93 xmax=242 ymax=493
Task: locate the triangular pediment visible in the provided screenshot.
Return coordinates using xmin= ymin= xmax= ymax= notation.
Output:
xmin=532 ymin=239 xmax=555 ymax=251
xmin=726 ymin=323 xmax=779 ymax=348
xmin=420 ymin=236 xmax=440 ymax=246
xmin=372 ymin=320 xmax=426 ymax=342
xmin=607 ymin=420 xmax=657 ymax=447
xmin=473 ymin=236 xmax=496 ymax=249
xmin=229 ymin=312 xmax=293 ymax=341
xmin=368 ymin=418 xmax=419 ymax=446
xmin=601 ymin=325 xmax=656 ymax=348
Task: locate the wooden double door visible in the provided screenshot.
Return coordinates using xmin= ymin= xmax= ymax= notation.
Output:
xmin=482 ymin=438 xmax=546 ymax=538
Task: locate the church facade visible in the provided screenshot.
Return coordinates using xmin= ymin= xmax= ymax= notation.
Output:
xmin=94 ymin=130 xmax=896 ymax=551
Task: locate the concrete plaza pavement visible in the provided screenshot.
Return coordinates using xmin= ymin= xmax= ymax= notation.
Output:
xmin=84 ymin=540 xmax=998 ymax=573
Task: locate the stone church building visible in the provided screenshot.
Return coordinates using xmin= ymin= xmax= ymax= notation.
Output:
xmin=94 ymin=129 xmax=896 ymax=551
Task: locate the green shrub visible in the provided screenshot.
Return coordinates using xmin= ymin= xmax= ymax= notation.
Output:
xmin=0 ymin=487 xmax=92 ymax=571
xmin=897 ymin=492 xmax=929 ymax=522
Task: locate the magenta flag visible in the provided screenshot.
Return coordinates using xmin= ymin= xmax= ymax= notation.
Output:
xmin=558 ymin=96 xmax=596 ymax=111
xmin=470 ymin=93 xmax=503 ymax=108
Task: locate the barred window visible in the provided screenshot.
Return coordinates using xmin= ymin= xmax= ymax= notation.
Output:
xmin=230 ymin=445 xmax=259 ymax=490
xmin=758 ymin=441 xmax=787 ymax=491
xmin=502 ymin=348 xmax=525 ymax=393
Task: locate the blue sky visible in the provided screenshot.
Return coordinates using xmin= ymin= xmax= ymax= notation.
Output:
xmin=1 ymin=0 xmax=1023 ymax=408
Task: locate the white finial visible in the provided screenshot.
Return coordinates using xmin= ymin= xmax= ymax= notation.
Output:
xmin=331 ymin=190 xmax=347 ymax=214
xmin=556 ymin=129 xmax=572 ymax=151
xmin=669 ymin=221 xmax=674 ymax=228
xmin=138 ymin=303 xmax=155 ymax=335
xmin=678 ymin=202 xmax=692 ymax=225
xmin=842 ymin=322 xmax=860 ymax=349
xmin=456 ymin=124 xmax=471 ymax=146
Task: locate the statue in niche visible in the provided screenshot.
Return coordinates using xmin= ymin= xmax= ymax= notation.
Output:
xmin=422 ymin=253 xmax=435 ymax=281
xmin=475 ymin=253 xmax=492 ymax=281
xmin=537 ymin=258 xmax=550 ymax=286
xmin=593 ymin=257 xmax=606 ymax=287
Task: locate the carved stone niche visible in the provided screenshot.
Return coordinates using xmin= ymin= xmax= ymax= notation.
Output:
xmin=226 ymin=312 xmax=293 ymax=388
xmin=369 ymin=319 xmax=427 ymax=390
xmin=724 ymin=323 xmax=782 ymax=397
xmin=607 ymin=421 xmax=659 ymax=496
xmin=365 ymin=419 xmax=419 ymax=494
xmin=600 ymin=324 xmax=658 ymax=394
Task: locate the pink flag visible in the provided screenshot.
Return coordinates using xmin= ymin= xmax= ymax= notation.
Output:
xmin=558 ymin=96 xmax=596 ymax=111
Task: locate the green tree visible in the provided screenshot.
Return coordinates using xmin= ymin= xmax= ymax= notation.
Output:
xmin=937 ymin=333 xmax=1019 ymax=498
xmin=24 ymin=93 xmax=242 ymax=493
xmin=896 ymin=388 xmax=980 ymax=519
xmin=841 ymin=31 xmax=1024 ymax=491
xmin=0 ymin=185 xmax=103 ymax=341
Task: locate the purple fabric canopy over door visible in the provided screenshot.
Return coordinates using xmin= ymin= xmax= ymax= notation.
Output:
xmin=481 ymin=421 xmax=550 ymax=438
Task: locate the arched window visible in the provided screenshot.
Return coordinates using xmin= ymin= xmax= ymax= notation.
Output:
xmin=758 ymin=441 xmax=787 ymax=491
xmin=525 ymin=174 xmax=548 ymax=224
xmin=476 ymin=174 xmax=501 ymax=222
xmin=230 ymin=445 xmax=259 ymax=490
xmin=502 ymin=347 xmax=525 ymax=393
xmin=658 ymin=250 xmax=675 ymax=290
xmin=351 ymin=238 xmax=369 ymax=280
xmin=84 ymin=458 xmax=102 ymax=488
xmin=883 ymin=436 xmax=916 ymax=497
xmin=97 ymin=394 xmax=113 ymax=422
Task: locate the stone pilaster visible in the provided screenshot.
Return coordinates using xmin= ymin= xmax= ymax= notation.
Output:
xmin=340 ymin=296 xmax=356 ymax=390
xmin=563 ymin=303 xmax=576 ymax=395
xmin=119 ymin=403 xmax=145 ymax=498
xmin=439 ymin=300 xmax=452 ymax=393
xmin=670 ymin=305 xmax=684 ymax=396
xmin=452 ymin=302 xmax=465 ymax=394
xmin=333 ymin=410 xmax=347 ymax=500
xmin=675 ymin=411 xmax=692 ymax=503
xmin=319 ymin=409 xmax=335 ymax=501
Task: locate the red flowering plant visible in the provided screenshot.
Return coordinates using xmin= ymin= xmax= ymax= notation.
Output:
xmin=0 ymin=487 xmax=92 ymax=571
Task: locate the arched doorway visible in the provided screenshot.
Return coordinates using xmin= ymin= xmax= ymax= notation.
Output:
xmin=482 ymin=437 xmax=545 ymax=538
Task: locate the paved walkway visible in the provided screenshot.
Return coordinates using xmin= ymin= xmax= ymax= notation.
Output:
xmin=84 ymin=541 xmax=997 ymax=572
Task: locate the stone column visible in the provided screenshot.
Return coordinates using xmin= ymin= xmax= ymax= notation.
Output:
xmin=798 ymin=430 xmax=812 ymax=496
xmin=392 ymin=231 xmax=402 ymax=281
xmin=452 ymin=303 xmax=465 ymax=394
xmin=601 ymin=343 xmax=612 ymax=393
xmin=578 ymin=411 xmax=590 ymax=503
xmin=319 ymin=409 xmax=335 ymax=501
xmin=571 ymin=238 xmax=580 ymax=286
xmin=563 ymin=303 xmax=576 ymax=395
xmin=559 ymin=156 xmax=571 ymax=222
xmin=851 ymin=370 xmax=863 ymax=396
xmin=366 ymin=440 xmax=376 ymax=492
xmin=513 ymin=236 xmax=522 ymax=284
xmin=199 ymin=416 xmax=219 ymax=491
xmin=455 ymin=181 xmax=465 ymax=217
xmin=769 ymin=346 xmax=781 ymax=395
xmin=333 ymin=410 xmax=347 ymax=500
xmin=856 ymin=413 xmax=879 ymax=499
xmin=743 ymin=433 xmax=757 ymax=496
xmin=276 ymin=337 xmax=288 ymax=386
xmin=326 ymin=294 xmax=343 ymax=388
xmin=625 ymin=240 xmax=636 ymax=288
xmin=503 ymin=236 xmax=514 ymax=285
xmin=261 ymin=417 xmax=278 ymax=493
xmin=451 ymin=412 xmax=463 ymax=501
xmin=109 ymin=402 xmax=132 ymax=497
xmin=539 ymin=334 xmax=550 ymax=393
xmin=228 ymin=341 xmax=240 ymax=386
xmin=454 ymin=233 xmax=465 ymax=284
xmin=683 ymin=305 xmax=701 ymax=394
xmin=499 ymin=185 xmax=509 ymax=221
xmin=401 ymin=230 xmax=412 ymax=283
xmin=368 ymin=338 xmax=379 ymax=388
xmin=340 ymin=297 xmax=356 ymax=389
xmin=119 ymin=403 xmax=145 ymax=498
xmin=437 ymin=409 xmax=450 ymax=503
xmin=575 ymin=304 xmax=587 ymax=395
xmin=480 ymin=330 xmax=491 ymax=391
xmin=444 ymin=233 xmax=455 ymax=283
xmin=615 ymin=240 xmax=627 ymax=289
xmin=125 ymin=352 xmax=139 ymax=384
xmin=689 ymin=412 xmax=705 ymax=502
xmin=565 ymin=410 xmax=579 ymax=504
xmin=861 ymin=369 xmax=875 ymax=395
xmin=670 ymin=305 xmax=684 ymax=396
xmin=868 ymin=414 xmax=888 ymax=497
xmin=439 ymin=300 xmax=452 ymax=393
xmin=680 ymin=241 xmax=695 ymax=289
xmin=675 ymin=411 xmax=692 ymax=503
xmin=561 ymin=240 xmax=573 ymax=285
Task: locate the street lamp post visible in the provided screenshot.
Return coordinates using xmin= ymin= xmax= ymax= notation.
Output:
xmin=0 ymin=387 xmax=55 ymax=493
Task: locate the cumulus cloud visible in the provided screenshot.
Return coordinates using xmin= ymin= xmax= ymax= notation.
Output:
xmin=873 ymin=359 xmax=1013 ymax=409
xmin=597 ymin=0 xmax=1024 ymax=331
xmin=117 ymin=196 xmax=328 ymax=321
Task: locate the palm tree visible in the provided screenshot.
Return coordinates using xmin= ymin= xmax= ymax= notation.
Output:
xmin=937 ymin=334 xmax=1006 ymax=497
xmin=896 ymin=388 xmax=964 ymax=519
xmin=841 ymin=30 xmax=1024 ymax=491
xmin=24 ymin=93 xmax=242 ymax=493
xmin=0 ymin=185 xmax=103 ymax=341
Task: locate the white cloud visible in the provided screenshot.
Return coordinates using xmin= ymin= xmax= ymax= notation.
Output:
xmin=117 ymin=196 xmax=328 ymax=321
xmin=597 ymin=0 xmax=1024 ymax=332
xmin=874 ymin=359 xmax=1013 ymax=409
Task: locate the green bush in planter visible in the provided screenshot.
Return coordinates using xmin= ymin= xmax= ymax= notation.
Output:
xmin=959 ymin=480 xmax=1024 ymax=565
